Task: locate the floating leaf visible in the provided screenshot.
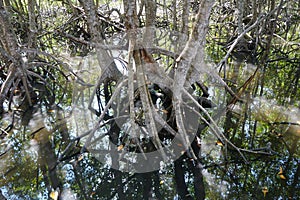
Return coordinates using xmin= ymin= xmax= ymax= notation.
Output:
xmin=215 ymin=140 xmax=224 ymax=146
xmin=161 ymin=109 xmax=168 ymax=114
xmin=77 ymin=154 xmax=84 ymax=161
xmin=50 ymin=190 xmax=58 ymax=200
xmin=262 ymin=186 xmax=268 ymax=197
xmin=117 ymin=145 xmax=124 ymax=151
xmin=277 ymin=166 xmax=286 ymax=180
xmin=13 ymin=89 xmax=20 ymax=95
xmin=277 ymin=133 xmax=283 ymax=138
xmin=279 ymin=174 xmax=286 ymax=180
xmin=90 ymin=191 xmax=96 ymax=196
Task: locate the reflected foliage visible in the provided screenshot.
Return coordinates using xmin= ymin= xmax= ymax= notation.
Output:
xmin=0 ymin=0 xmax=299 ymax=199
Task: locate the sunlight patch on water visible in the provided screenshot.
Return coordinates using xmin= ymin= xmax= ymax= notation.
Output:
xmin=60 ymin=188 xmax=77 ymax=200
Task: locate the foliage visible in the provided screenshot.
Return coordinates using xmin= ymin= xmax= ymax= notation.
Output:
xmin=0 ymin=0 xmax=299 ymax=199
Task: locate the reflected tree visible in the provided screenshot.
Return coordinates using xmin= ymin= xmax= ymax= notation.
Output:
xmin=0 ymin=0 xmax=299 ymax=199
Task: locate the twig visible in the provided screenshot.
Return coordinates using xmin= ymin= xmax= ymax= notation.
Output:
xmin=182 ymin=89 xmax=249 ymax=163
xmin=217 ymin=3 xmax=285 ymax=69
xmin=82 ymin=78 xmax=128 ymax=152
